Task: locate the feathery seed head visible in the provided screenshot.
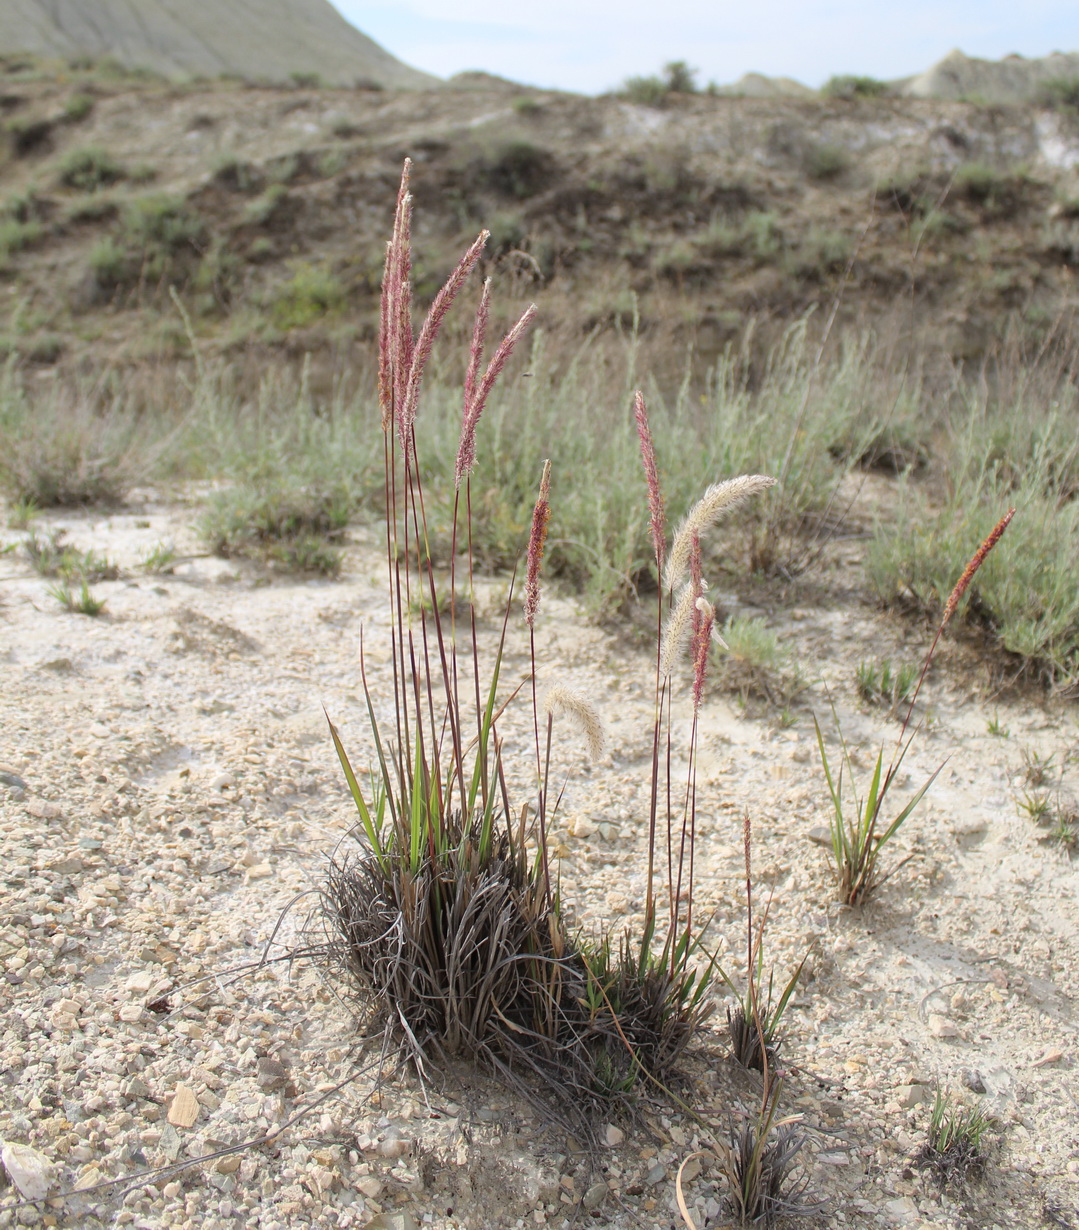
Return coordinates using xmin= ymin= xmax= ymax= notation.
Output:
xmin=665 ymin=474 xmax=777 ymax=592
xmin=543 ymin=684 xmax=606 ymax=760
xmin=524 ymin=459 xmax=552 ymax=628
xmin=660 ymin=581 xmax=699 ymax=677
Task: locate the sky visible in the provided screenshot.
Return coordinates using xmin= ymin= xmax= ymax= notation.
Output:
xmin=328 ymin=1 xmax=1078 ymax=94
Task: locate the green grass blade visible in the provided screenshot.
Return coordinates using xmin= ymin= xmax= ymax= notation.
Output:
xmin=325 ymin=712 xmax=384 ymax=859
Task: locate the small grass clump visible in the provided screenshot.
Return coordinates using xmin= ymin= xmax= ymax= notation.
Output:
xmin=48 ymin=577 xmax=106 ymax=616
xmin=855 ymin=658 xmax=916 ymax=710
xmin=56 ymin=145 xmax=126 ymax=192
xmin=916 ymin=1090 xmax=994 ymax=1184
xmin=199 ymin=483 xmax=350 ymax=575
xmin=717 ymin=1090 xmax=808 ymax=1227
xmin=0 ymin=371 xmax=160 ymax=506
xmin=818 ymin=511 xmax=1014 ymax=905
xmin=24 ymin=529 xmax=118 ymax=582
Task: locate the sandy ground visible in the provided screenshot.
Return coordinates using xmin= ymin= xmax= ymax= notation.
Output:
xmin=1 ymin=490 xmax=1077 ymax=1230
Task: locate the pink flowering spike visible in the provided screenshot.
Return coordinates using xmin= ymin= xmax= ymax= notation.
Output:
xmin=398 ymin=229 xmax=489 ymax=454
xmin=525 ymin=460 xmax=552 ymax=628
xmin=455 ymin=302 xmax=537 ymax=488
xmin=633 ymin=391 xmax=666 ymax=572
xmin=465 ymin=278 xmax=491 ymax=413
xmin=378 ymin=163 xmax=414 ymax=434
xmin=941 ymin=507 xmax=1016 ymax=629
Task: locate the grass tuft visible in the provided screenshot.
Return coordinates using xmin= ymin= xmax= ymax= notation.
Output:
xmin=916 ymin=1090 xmax=994 ymax=1184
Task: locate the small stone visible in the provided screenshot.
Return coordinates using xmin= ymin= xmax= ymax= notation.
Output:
xmin=962 ymin=1070 xmax=987 ymax=1094
xmin=210 ymin=773 xmax=235 ymax=792
xmin=167 ymin=1084 xmax=199 ymax=1128
xmin=678 ymin=1156 xmax=702 ymax=1183
xmin=1032 ymin=1046 xmax=1064 ymax=1067
xmin=583 ymin=1181 xmax=607 ymax=1211
xmin=377 ymin=1137 xmax=410 ymax=1159
xmin=118 ymin=1004 xmax=143 ymax=1023
xmin=124 ymin=1076 xmax=152 ymax=1100
xmin=0 ymin=771 xmax=28 ymax=790
xmin=927 ymin=1014 xmax=958 ymax=1039
xmin=25 ymin=799 xmax=62 ymax=821
xmin=215 ymin=1155 xmax=241 ymax=1174
xmin=898 ymin=1084 xmax=930 ymax=1108
xmin=645 ymin=1162 xmax=666 ymax=1185
xmin=807 ymin=826 xmax=833 ymax=848
xmin=244 ymin=863 xmax=273 ymax=882
xmin=356 ymin=1175 xmax=383 ymax=1198
xmin=568 ymin=817 xmax=597 ymax=839
xmin=604 ymin=1124 xmax=624 ymax=1148
xmin=1 ymin=1141 xmax=56 ymax=1200
xmin=257 ymin=1057 xmax=289 ymax=1090
xmin=89 ymin=724 xmax=109 ymax=739
xmin=125 ymin=972 xmax=154 ymax=993
xmin=48 ymin=857 xmax=84 ymax=875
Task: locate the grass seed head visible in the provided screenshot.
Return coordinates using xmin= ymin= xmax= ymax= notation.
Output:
xmin=543 ymin=683 xmax=605 ymax=760
xmin=665 ymin=474 xmax=777 ymax=592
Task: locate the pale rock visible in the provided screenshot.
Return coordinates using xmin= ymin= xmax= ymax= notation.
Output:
xmin=604 ymin=1124 xmax=624 ymax=1148
xmin=125 ymin=971 xmax=154 ymax=993
xmin=356 ymin=1175 xmax=383 ymax=1198
xmin=927 ymin=1013 xmax=959 ymax=1038
xmin=1 ymin=1141 xmax=56 ymax=1200
xmin=167 ymin=1084 xmax=200 ymax=1128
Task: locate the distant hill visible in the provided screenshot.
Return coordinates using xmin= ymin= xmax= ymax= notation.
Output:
xmin=0 ymin=0 xmax=437 ymax=88
xmin=895 ymin=49 xmax=1079 ymax=103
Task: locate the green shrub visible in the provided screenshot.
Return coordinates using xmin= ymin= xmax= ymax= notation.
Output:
xmin=57 ymin=145 xmax=125 ymax=191
xmin=804 ymin=142 xmax=850 ymax=181
xmin=473 ymin=140 xmax=556 ymax=199
xmin=63 ymin=93 xmax=94 ymax=122
xmin=822 ymin=75 xmax=889 ymax=99
xmin=1037 ymin=76 xmax=1079 ymax=113
xmin=618 ymin=60 xmax=699 ymax=105
xmin=0 ymin=218 xmax=44 ymax=262
xmin=271 ymin=263 xmax=346 ymax=329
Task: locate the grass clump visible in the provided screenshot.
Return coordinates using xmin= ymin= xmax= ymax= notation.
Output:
xmin=48 ymin=577 xmax=106 ymax=616
xmin=819 ymin=511 xmax=1014 ymax=905
xmin=56 ymin=145 xmax=126 ymax=192
xmin=0 ymin=368 xmax=159 ymax=506
xmin=314 ymin=162 xmax=773 ymax=1132
xmin=24 ymin=528 xmax=118 ymax=581
xmin=855 ymin=658 xmax=916 ymax=710
xmin=916 ymin=1090 xmax=994 ymax=1184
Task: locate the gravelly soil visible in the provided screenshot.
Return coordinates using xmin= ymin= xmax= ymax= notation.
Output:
xmin=1 ymin=492 xmax=1077 ymax=1230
